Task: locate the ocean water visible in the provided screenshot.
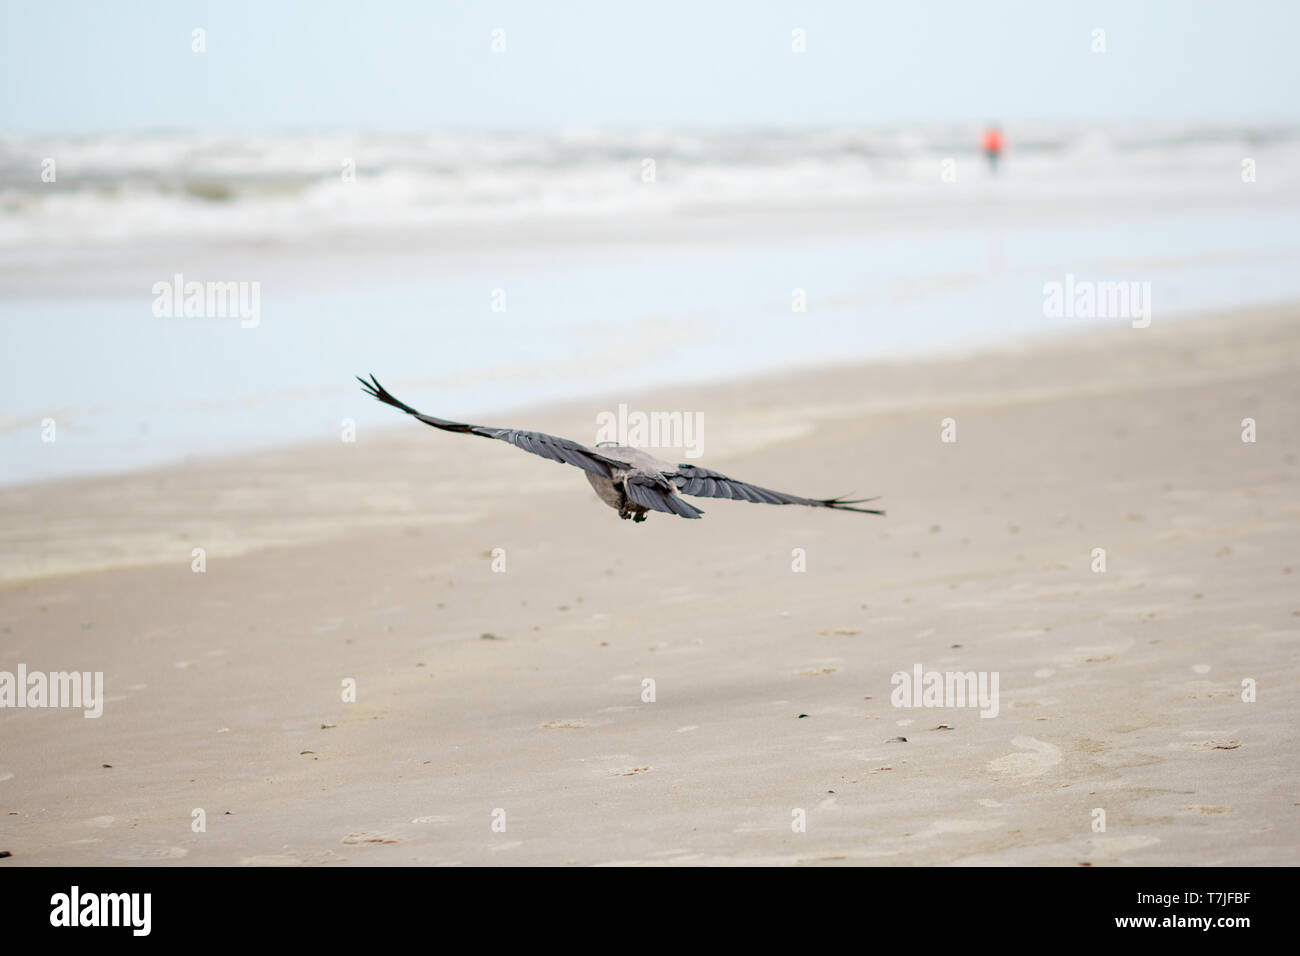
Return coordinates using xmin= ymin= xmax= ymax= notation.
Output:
xmin=3 ymin=125 xmax=1300 ymax=486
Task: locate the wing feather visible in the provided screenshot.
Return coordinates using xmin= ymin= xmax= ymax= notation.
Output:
xmin=625 ymin=475 xmax=703 ymax=519
xmin=358 ymin=375 xmax=624 ymax=479
xmin=672 ymin=464 xmax=883 ymax=515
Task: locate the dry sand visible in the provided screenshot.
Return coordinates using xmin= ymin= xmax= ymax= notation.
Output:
xmin=2 ymin=305 xmax=1298 ymax=866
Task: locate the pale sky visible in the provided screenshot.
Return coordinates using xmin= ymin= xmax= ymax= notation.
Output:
xmin=3 ymin=0 xmax=1298 ymax=134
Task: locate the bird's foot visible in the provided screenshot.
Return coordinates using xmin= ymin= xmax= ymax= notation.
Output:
xmin=632 ymin=512 xmax=647 ymax=523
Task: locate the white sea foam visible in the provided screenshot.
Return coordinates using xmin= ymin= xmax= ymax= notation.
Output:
xmin=4 ymin=124 xmax=1297 ymax=245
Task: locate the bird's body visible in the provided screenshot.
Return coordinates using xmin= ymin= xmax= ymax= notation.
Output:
xmin=583 ymin=445 xmax=683 ymax=522
xmin=358 ymin=375 xmax=883 ymax=523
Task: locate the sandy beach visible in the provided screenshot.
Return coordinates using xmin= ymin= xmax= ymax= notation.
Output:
xmin=2 ymin=303 xmax=1297 ymax=866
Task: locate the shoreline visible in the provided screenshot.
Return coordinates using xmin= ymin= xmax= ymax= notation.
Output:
xmin=3 ymin=301 xmax=1298 ymax=587
xmin=4 ymin=293 xmax=1287 ymax=492
xmin=5 ymin=191 xmax=1298 ymax=298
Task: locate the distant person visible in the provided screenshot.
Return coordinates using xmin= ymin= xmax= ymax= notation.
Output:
xmin=981 ymin=125 xmax=1004 ymax=174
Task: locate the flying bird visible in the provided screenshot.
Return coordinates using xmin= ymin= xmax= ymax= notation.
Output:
xmin=358 ymin=375 xmax=883 ymax=523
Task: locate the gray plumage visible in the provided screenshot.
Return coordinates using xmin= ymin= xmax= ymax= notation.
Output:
xmin=358 ymin=375 xmax=883 ymax=523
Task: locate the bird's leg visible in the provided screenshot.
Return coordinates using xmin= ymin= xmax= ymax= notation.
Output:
xmin=617 ymin=489 xmax=635 ymax=520
xmin=632 ymin=511 xmax=647 ymax=523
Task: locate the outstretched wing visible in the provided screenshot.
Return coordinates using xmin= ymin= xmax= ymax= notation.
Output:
xmin=671 ymin=464 xmax=884 ymax=515
xmin=624 ymin=475 xmax=704 ymax=519
xmin=358 ymin=374 xmax=626 ymax=479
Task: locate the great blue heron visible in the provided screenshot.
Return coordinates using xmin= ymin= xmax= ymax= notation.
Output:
xmin=358 ymin=375 xmax=883 ymax=523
